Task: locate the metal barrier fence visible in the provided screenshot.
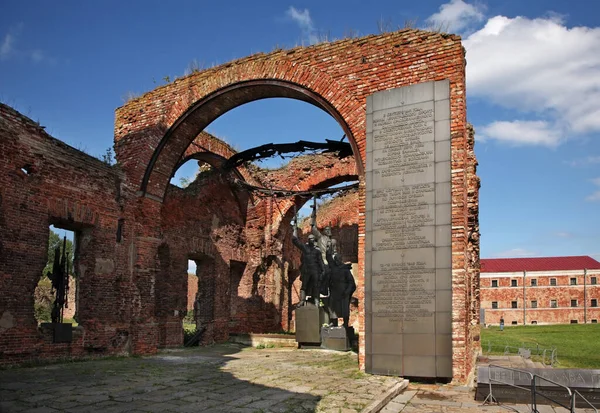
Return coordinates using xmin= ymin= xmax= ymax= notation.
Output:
xmin=485 ymin=341 xmax=558 ymax=366
xmin=482 ymin=364 xmax=598 ymax=412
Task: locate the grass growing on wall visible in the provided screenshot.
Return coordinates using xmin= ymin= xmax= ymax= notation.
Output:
xmin=481 ymin=324 xmax=600 ymax=369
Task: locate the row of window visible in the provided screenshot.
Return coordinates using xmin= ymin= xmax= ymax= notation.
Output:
xmin=491 ymin=276 xmax=598 ymax=288
xmin=506 ymin=320 xmax=598 ymax=325
xmin=491 ymin=298 xmax=598 ymax=309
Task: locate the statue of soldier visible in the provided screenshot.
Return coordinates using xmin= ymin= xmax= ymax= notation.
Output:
xmin=326 ymin=249 xmax=356 ymax=328
xmin=292 ymin=228 xmax=324 ymax=307
xmin=310 ymin=210 xmax=337 ymax=266
xmin=310 ymin=198 xmax=337 ymax=297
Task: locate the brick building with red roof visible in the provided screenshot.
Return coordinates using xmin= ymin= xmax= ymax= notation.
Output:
xmin=480 ymin=256 xmax=600 ymax=326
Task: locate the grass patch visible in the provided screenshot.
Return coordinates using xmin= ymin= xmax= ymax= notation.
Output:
xmin=299 ymin=353 xmax=364 ymax=378
xmin=255 ymin=343 xmax=276 ymax=349
xmin=481 ymin=324 xmax=600 ymax=368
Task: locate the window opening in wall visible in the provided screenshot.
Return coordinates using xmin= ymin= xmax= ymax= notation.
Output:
xmin=550 ymin=299 xmax=557 ymax=308
xmin=591 ymin=277 xmax=597 ymax=285
xmin=35 ymin=226 xmax=78 ymax=326
xmin=531 ymin=300 xmax=537 ymax=308
xmin=171 ymin=159 xmax=215 ymax=189
xmin=550 ymin=278 xmax=557 ymax=286
xmin=531 ymin=321 xmax=538 ymax=325
xmin=491 ymin=279 xmax=498 ymax=288
xmin=511 ymin=279 xmax=517 ymax=287
xmin=511 ymin=301 xmax=518 ymax=309
xmin=570 ymin=277 xmax=577 ymax=285
xmin=491 ymin=301 xmax=498 ymax=309
xmin=571 ymin=299 xmax=578 ymax=307
xmin=591 ymin=299 xmax=598 ymax=308
xmin=571 ymin=320 xmax=578 ymax=324
xmin=511 ymin=321 xmax=518 ymax=325
xmin=530 ymin=279 xmax=537 ymax=286
xmin=592 ymin=319 xmax=598 ymax=324
xmin=184 ymin=260 xmax=198 ymax=330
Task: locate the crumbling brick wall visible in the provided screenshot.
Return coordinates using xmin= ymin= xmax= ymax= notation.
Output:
xmin=113 ymin=29 xmax=473 ymax=381
xmin=0 ymin=103 xmax=130 ymax=364
xmin=1 ymin=29 xmax=479 ymax=382
xmin=465 ymin=123 xmax=481 ymax=380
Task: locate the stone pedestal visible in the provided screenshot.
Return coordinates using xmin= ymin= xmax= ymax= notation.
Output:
xmin=41 ymin=322 xmax=73 ymax=343
xmin=321 ymin=326 xmax=352 ymax=351
xmin=295 ymin=305 xmax=326 ymax=346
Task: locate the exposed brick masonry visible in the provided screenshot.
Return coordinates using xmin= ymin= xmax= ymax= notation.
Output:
xmin=1 ymin=29 xmax=479 ymax=382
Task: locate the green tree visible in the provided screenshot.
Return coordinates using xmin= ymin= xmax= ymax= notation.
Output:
xmin=36 ymin=230 xmax=74 ymax=323
xmin=43 ymin=230 xmax=74 ymax=277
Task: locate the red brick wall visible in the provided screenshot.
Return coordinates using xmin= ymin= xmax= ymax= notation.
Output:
xmin=0 ymin=103 xmax=132 ymax=364
xmin=481 ymin=270 xmax=600 ymax=325
xmin=113 ymin=29 xmax=472 ymax=381
xmin=1 ymin=29 xmax=478 ymax=382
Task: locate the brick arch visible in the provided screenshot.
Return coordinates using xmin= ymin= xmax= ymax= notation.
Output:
xmin=176 ymin=131 xmax=257 ymax=185
xmin=126 ymin=64 xmax=365 ymax=201
xmin=262 ymin=153 xmax=359 ymax=240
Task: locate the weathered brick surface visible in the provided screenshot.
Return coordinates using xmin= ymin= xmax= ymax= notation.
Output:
xmin=1 ymin=29 xmax=479 ymax=382
xmin=0 ymin=103 xmax=130 ymax=363
xmin=481 ymin=271 xmax=600 ymax=325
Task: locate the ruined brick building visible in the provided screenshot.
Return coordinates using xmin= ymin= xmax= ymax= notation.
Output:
xmin=480 ymin=256 xmax=600 ymax=326
xmin=0 ymin=29 xmax=480 ymax=382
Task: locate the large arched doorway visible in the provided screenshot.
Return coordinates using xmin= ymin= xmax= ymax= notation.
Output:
xmin=138 ymin=79 xmax=365 ymax=201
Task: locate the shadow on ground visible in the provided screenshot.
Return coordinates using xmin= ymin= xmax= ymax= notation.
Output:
xmin=0 ymin=343 xmax=322 ymax=413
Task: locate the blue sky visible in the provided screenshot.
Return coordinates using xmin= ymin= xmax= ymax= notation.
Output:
xmin=1 ymin=0 xmax=599 ymax=261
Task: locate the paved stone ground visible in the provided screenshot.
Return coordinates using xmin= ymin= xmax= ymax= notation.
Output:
xmin=0 ymin=343 xmax=400 ymax=413
xmin=381 ymin=382 xmax=597 ymax=412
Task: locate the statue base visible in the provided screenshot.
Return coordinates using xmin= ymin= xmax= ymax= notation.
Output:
xmin=41 ymin=322 xmax=73 ymax=343
xmin=321 ymin=326 xmax=352 ymax=351
xmin=295 ymin=305 xmax=326 ymax=346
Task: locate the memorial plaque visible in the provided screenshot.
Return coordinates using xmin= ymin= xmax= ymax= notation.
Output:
xmin=365 ymin=81 xmax=452 ymax=378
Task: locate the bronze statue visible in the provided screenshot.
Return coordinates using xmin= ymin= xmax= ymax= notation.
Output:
xmin=48 ymin=236 xmax=69 ymax=324
xmin=292 ymin=207 xmax=324 ymax=306
xmin=310 ymin=197 xmax=337 ymax=265
xmin=326 ymin=249 xmax=356 ymax=327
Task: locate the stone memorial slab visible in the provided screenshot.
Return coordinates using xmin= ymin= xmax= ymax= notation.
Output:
xmin=365 ymin=80 xmax=452 ymax=378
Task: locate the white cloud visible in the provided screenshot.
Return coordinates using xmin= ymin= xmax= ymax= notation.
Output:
xmin=31 ymin=49 xmax=44 ymax=63
xmin=464 ymin=15 xmax=600 ymax=145
xmin=492 ymin=248 xmax=537 ymax=258
xmin=554 ymin=232 xmax=573 ymax=238
xmin=586 ymin=177 xmax=600 ymax=202
xmin=0 ymin=24 xmax=54 ymax=64
xmin=188 ymin=260 xmax=197 ymax=274
xmin=426 ymin=0 xmax=485 ymax=33
xmin=478 ymin=120 xmax=562 ymax=147
xmin=286 ymin=6 xmax=319 ymax=44
xmin=565 ymin=156 xmax=600 ymax=167
xmin=0 ymin=33 xmax=14 ymax=59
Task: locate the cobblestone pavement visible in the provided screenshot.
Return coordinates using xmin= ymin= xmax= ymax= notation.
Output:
xmin=380 ymin=383 xmax=597 ymax=413
xmin=0 ymin=344 xmax=401 ymax=413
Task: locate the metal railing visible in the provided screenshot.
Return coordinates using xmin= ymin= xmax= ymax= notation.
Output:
xmin=482 ymin=364 xmax=535 ymax=410
xmin=482 ymin=364 xmax=599 ymax=412
xmin=572 ymin=390 xmax=598 ymax=412
xmin=485 ymin=341 xmax=557 ymax=366
xmin=532 ymin=374 xmax=572 ymax=411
